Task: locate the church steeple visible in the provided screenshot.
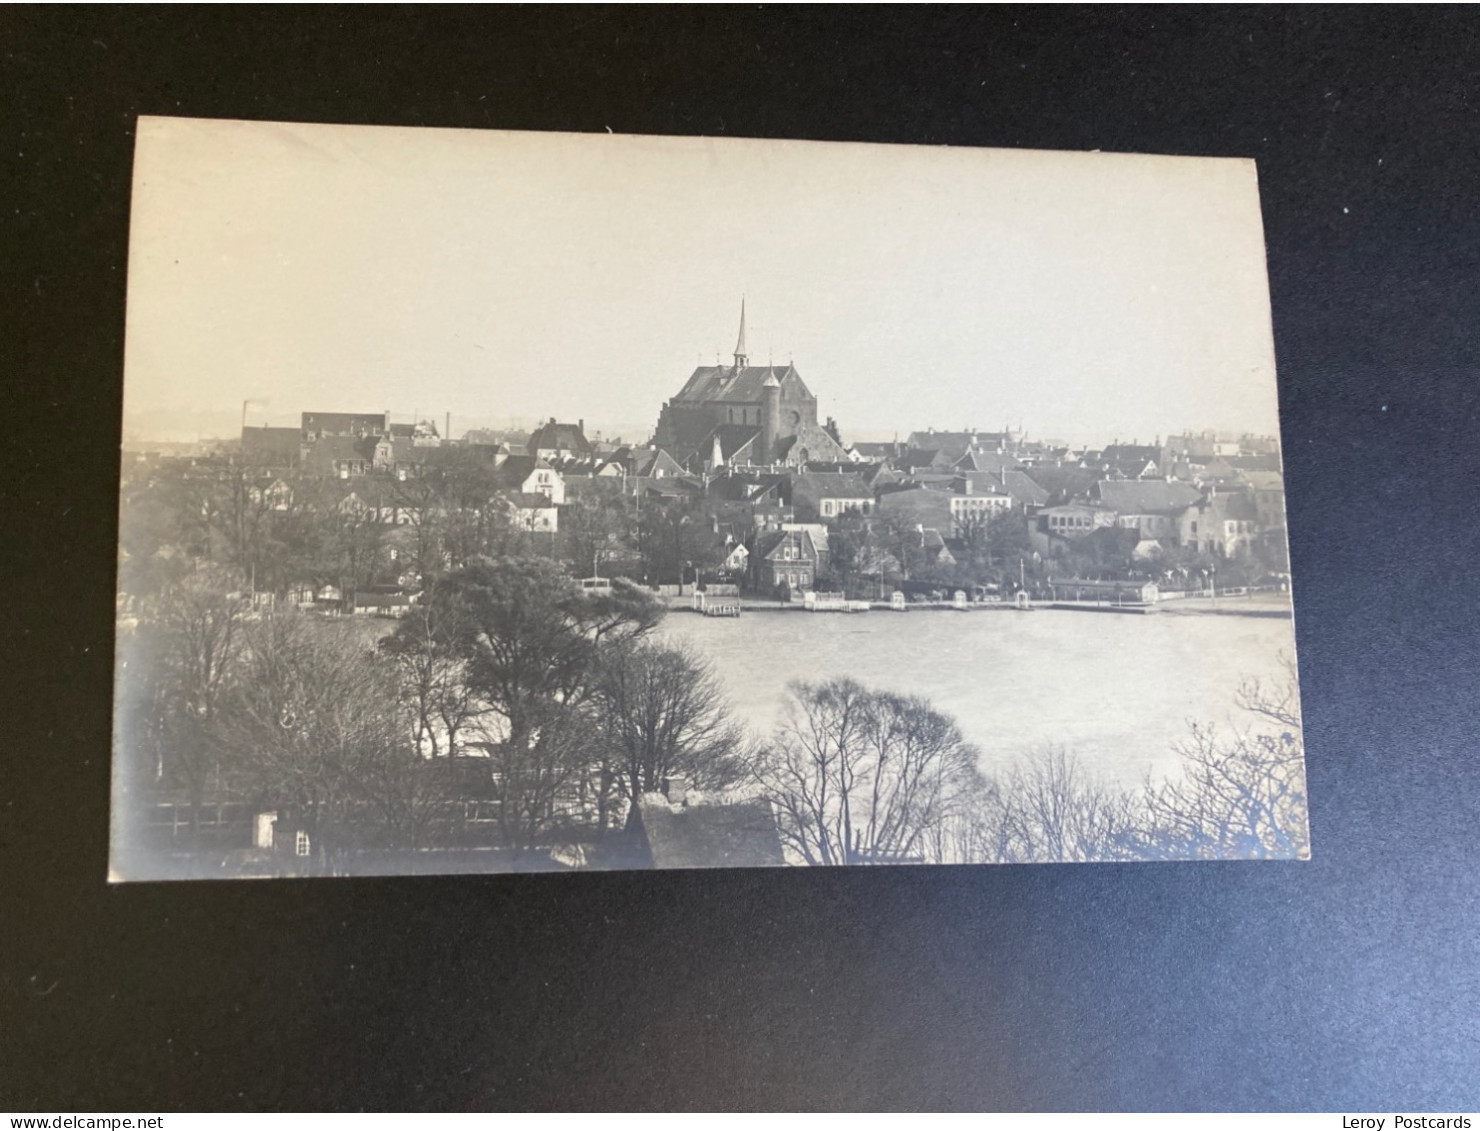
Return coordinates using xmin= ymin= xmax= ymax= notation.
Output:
xmin=733 ymin=298 xmax=749 ymax=369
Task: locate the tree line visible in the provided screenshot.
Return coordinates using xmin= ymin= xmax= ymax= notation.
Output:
xmin=118 ymin=552 xmax=1306 ymax=874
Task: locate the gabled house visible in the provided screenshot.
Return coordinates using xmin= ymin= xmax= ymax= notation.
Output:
xmin=1179 ymin=490 xmax=1260 ymax=557
xmin=1095 ymin=479 xmax=1203 ymax=542
xmin=780 ymin=523 xmax=830 ymax=573
xmin=913 ymin=527 xmax=956 ymax=570
xmin=495 ymin=456 xmax=564 ymax=505
xmin=1238 ymin=470 xmax=1286 ymax=529
xmin=503 ymin=492 xmax=559 ymax=534
xmin=1099 ymin=443 xmax=1163 ymax=480
xmin=245 ymin=477 xmax=295 ymax=511
xmin=371 ymin=435 xmax=426 ymax=480
xmin=611 ymin=445 xmax=686 ymax=480
xmin=753 ymin=528 xmax=819 ymax=593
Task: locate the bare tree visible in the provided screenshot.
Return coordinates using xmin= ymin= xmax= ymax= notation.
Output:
xmin=146 ymin=565 xmax=248 ymax=833
xmin=380 ymin=601 xmax=480 ymax=758
xmin=1132 ymin=658 xmax=1308 ymax=860
xmin=991 ymin=747 xmax=1139 ymax=863
xmin=754 ymin=679 xmax=984 ymax=865
xmin=595 ymin=640 xmax=747 ymax=830
xmin=559 ymin=481 xmax=630 ymax=579
xmin=220 ymin=613 xmax=425 ymax=869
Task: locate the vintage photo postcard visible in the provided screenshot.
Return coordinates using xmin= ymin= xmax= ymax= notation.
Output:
xmin=111 ymin=117 xmax=1306 ymax=879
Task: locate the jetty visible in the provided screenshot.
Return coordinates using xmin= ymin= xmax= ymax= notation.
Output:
xmin=693 ymin=591 xmax=741 ymax=617
xmin=802 ymin=591 xmax=871 ymax=613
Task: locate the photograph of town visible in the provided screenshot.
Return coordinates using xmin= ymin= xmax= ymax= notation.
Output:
xmin=111 ymin=118 xmax=1307 ymax=879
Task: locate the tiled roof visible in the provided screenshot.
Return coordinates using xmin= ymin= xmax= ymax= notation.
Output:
xmin=529 ymin=421 xmax=592 ymax=454
xmin=673 ymin=363 xmax=806 ymax=405
xmin=1096 ymin=479 xmax=1202 ymax=514
xmin=954 ymin=449 xmax=1019 ymax=472
xmin=755 ymin=528 xmax=817 ymax=563
xmin=1022 ymin=465 xmax=1099 ymax=500
xmin=705 ymin=424 xmax=762 ymax=462
xmin=637 ymin=796 xmax=785 ymax=869
xmin=1206 ymin=491 xmax=1258 ymax=522
xmin=792 ymin=471 xmax=873 ymax=499
xmin=494 ymin=455 xmax=548 ymax=486
xmin=311 ymin=435 xmax=379 ymax=461
xmin=1227 ymin=453 xmax=1283 ymax=472
xmin=1000 ymin=470 xmax=1052 ymax=506
xmin=1239 ymin=470 xmax=1285 ymax=492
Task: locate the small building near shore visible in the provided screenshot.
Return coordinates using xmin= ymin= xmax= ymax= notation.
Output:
xmin=635 ymin=779 xmax=785 ymax=869
xmin=1048 ymin=578 xmax=1160 ymax=604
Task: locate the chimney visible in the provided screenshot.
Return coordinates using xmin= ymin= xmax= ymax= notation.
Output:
xmin=663 ymin=776 xmax=689 ymax=807
xmin=578 ymin=419 xmax=584 ymax=435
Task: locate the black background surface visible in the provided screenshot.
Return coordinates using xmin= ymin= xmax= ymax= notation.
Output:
xmin=4 ymin=7 xmax=1479 ymax=1112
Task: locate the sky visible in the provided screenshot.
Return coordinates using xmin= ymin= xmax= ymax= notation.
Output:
xmin=123 ymin=116 xmax=1284 ymax=447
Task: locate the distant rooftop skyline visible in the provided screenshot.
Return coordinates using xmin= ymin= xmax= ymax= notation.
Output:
xmin=123 ymin=118 xmax=1285 ymax=448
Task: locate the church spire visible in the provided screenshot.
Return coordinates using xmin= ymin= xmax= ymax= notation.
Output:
xmin=733 ymin=298 xmax=749 ymax=369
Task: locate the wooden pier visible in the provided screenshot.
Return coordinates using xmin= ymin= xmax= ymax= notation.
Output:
xmin=693 ymin=592 xmax=742 ymax=617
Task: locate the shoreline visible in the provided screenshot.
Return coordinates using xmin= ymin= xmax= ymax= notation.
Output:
xmin=662 ymin=593 xmax=1294 ymax=619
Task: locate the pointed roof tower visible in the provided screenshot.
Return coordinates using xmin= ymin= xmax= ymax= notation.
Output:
xmin=733 ymin=298 xmax=749 ymax=369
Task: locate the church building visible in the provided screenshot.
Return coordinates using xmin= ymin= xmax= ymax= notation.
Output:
xmin=651 ymin=302 xmax=848 ymax=471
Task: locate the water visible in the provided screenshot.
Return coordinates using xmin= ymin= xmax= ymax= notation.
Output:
xmin=656 ymin=607 xmax=1298 ymax=787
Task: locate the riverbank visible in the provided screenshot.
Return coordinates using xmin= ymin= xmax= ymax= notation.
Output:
xmin=660 ymin=591 xmax=1292 ymax=618
xmin=1155 ymin=592 xmax=1293 ymax=618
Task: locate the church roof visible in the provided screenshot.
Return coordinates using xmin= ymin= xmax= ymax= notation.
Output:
xmin=673 ymin=363 xmax=806 ymax=405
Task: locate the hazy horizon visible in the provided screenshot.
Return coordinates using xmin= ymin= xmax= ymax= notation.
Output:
xmin=123 ymin=118 xmax=1285 ymax=450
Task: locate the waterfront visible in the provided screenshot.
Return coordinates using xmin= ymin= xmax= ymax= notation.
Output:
xmin=657 ymin=606 xmax=1298 ymax=787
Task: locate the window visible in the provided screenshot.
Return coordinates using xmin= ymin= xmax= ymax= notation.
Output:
xmin=295 ymin=831 xmax=311 ymax=857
